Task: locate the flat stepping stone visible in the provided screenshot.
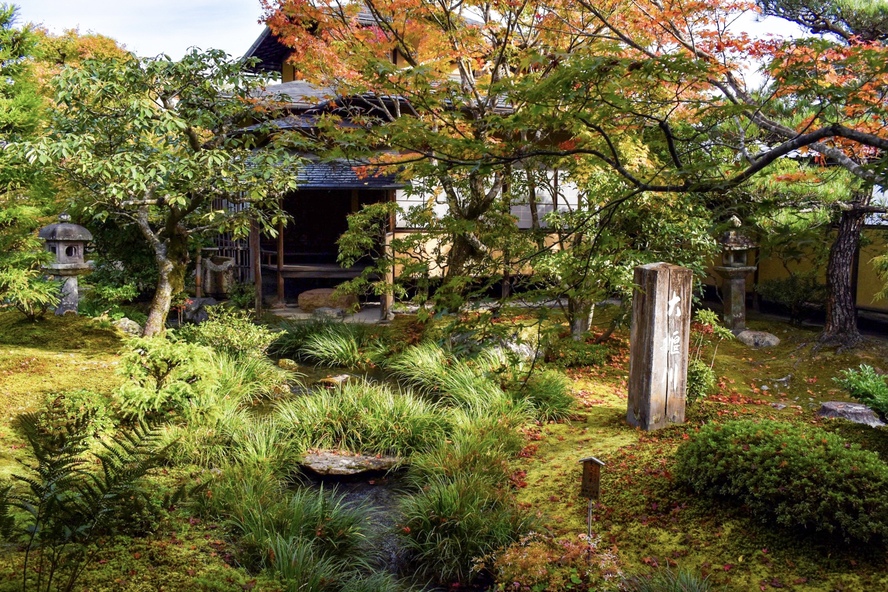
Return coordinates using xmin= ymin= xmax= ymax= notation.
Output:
xmin=818 ymin=401 xmax=885 ymax=428
xmin=301 ymin=450 xmax=401 ymax=476
xmin=736 ymin=330 xmax=780 ymax=349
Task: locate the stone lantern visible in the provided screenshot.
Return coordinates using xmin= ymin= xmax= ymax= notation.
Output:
xmin=38 ymin=213 xmax=94 ymax=314
xmin=714 ymin=220 xmax=756 ymax=334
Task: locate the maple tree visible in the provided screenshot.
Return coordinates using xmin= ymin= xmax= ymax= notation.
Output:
xmin=265 ymin=0 xmax=888 ymax=344
xmin=17 ymin=50 xmax=300 ymax=335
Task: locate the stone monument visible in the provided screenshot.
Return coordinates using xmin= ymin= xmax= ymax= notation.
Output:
xmin=627 ymin=262 xmax=692 ymax=431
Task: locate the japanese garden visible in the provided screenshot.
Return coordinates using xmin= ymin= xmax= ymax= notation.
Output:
xmin=2 ymin=1 xmax=888 ymax=591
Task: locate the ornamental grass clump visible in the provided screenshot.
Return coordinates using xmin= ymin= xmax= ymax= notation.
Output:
xmin=271 ymin=319 xmax=390 ymax=368
xmin=203 ymin=465 xmax=373 ymax=591
xmin=398 ymin=473 xmax=533 ymax=585
xmin=509 ymin=369 xmax=575 ymax=422
xmin=675 ymin=419 xmax=888 ymax=543
xmin=274 ymin=380 xmax=448 ymax=457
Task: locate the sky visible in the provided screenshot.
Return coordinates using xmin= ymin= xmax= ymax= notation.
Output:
xmin=15 ymin=0 xmax=269 ymax=59
xmin=14 ymin=1 xmax=803 ymax=63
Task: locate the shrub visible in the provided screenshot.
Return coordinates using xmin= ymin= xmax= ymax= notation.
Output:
xmin=509 ymin=369 xmax=575 ymax=421
xmin=0 ymin=269 xmax=59 ymax=321
xmin=675 ymin=419 xmax=888 ymax=543
xmin=177 ymin=306 xmax=278 ymax=358
xmin=207 ymin=466 xmax=371 ymax=588
xmin=114 ymin=336 xmax=216 ymax=421
xmin=756 ymin=273 xmax=826 ymax=325
xmin=622 ymin=568 xmax=714 ymax=592
xmin=834 ymin=364 xmax=888 ymax=417
xmin=686 ymin=359 xmax=716 ymax=405
xmin=494 ymin=533 xmax=622 ymax=591
xmin=544 ymin=338 xmax=609 ymax=368
xmin=398 ymin=473 xmax=532 ymax=585
xmin=43 ymin=389 xmax=118 ymax=438
xmin=405 ymin=427 xmax=513 ymax=490
xmin=275 ymin=380 xmax=448 ymax=457
xmin=78 ymin=280 xmax=139 ymax=320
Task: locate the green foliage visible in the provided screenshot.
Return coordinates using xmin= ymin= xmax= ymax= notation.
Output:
xmin=398 ymin=473 xmax=532 ymax=585
xmin=300 ymin=324 xmax=388 ymax=369
xmin=0 ymin=270 xmax=59 ymax=320
xmin=43 ymin=390 xmax=117 ymax=438
xmin=756 ymin=274 xmax=827 ymax=325
xmin=544 ymin=337 xmax=610 ymax=368
xmin=675 ymin=419 xmax=888 ymax=543
xmin=272 ymin=319 xmax=387 ymax=369
xmin=213 ymin=352 xmax=291 ymax=403
xmin=622 ymin=568 xmax=715 ymax=592
xmin=202 ymin=465 xmax=373 ymax=590
xmin=226 ymin=280 xmax=256 ymax=310
xmin=686 ymin=359 xmax=717 ymax=405
xmin=0 ymin=407 xmax=187 ymax=592
xmin=275 ymin=380 xmax=448 ymax=457
xmin=78 ymin=278 xmax=140 ymax=320
xmin=834 ymin=364 xmax=888 ymax=416
xmin=405 ymin=426 xmax=513 ymax=491
xmin=177 ymin=306 xmax=279 ymax=358
xmin=114 ymin=336 xmax=215 ymax=420
xmin=686 ymin=310 xmax=732 ymax=403
xmin=17 ymin=48 xmax=301 ymax=333
xmin=509 ymin=369 xmax=575 ymax=421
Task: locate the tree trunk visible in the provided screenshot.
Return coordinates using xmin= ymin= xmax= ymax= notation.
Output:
xmin=821 ymin=207 xmax=865 ymax=347
xmin=140 ymin=222 xmax=190 ymax=337
xmin=567 ymin=297 xmax=594 ymax=341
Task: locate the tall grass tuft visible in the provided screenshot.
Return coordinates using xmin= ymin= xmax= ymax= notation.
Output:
xmin=509 ymin=369 xmax=575 ymax=422
xmin=405 ymin=427 xmax=513 ymax=490
xmin=398 ymin=473 xmax=532 ymax=585
xmin=275 ymin=380 xmax=448 ymax=456
xmin=272 ymin=320 xmax=388 ymax=369
xmin=387 ymin=341 xmax=450 ymax=391
xmin=214 ymin=352 xmax=291 ymax=403
xmin=206 ymin=465 xmax=372 ymax=587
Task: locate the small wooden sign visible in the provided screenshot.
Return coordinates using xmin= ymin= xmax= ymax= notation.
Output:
xmin=579 ymin=456 xmax=605 ymax=500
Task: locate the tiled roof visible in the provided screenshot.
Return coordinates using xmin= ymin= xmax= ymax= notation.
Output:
xmin=296 ymin=159 xmax=402 ymax=189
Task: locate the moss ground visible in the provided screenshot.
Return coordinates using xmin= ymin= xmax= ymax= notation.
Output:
xmin=512 ymin=311 xmax=888 ymax=591
xmin=2 ymin=308 xmax=888 ymax=590
xmin=0 ymin=311 xmax=278 ymax=591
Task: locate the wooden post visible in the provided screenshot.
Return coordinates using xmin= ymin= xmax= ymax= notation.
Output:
xmin=627 ymin=262 xmax=692 ymax=431
xmin=194 ymin=252 xmax=203 ymax=298
xmin=250 ymin=220 xmax=262 ymax=318
xmin=276 ymin=220 xmax=285 ymax=307
xmin=380 ymin=231 xmax=394 ymax=320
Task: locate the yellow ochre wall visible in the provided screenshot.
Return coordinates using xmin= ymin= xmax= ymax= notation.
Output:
xmin=704 ymin=227 xmax=888 ymax=313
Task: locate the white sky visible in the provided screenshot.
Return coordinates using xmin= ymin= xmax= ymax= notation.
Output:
xmin=14 ymin=1 xmax=804 ymax=64
xmin=15 ymin=0 xmax=268 ymax=59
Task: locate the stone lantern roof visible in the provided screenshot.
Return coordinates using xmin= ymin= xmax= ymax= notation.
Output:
xmin=718 ymin=229 xmax=756 ymax=251
xmin=38 ymin=213 xmax=93 ymax=243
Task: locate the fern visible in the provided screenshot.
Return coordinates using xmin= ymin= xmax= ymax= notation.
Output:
xmin=0 ymin=408 xmax=191 ymax=592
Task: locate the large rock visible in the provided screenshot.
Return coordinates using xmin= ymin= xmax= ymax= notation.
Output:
xmin=300 ymin=450 xmax=401 ymax=476
xmin=297 ymin=289 xmax=358 ymax=313
xmin=182 ymin=297 xmax=217 ymax=324
xmin=818 ymin=401 xmax=886 ymax=428
xmin=114 ymin=317 xmax=142 ymax=336
xmin=736 ymin=330 xmax=780 ymax=349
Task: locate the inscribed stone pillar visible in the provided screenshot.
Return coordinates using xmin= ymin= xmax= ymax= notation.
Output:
xmin=627 ymin=262 xmax=692 ymax=431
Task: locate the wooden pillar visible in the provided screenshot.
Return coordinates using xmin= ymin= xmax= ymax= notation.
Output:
xmin=381 ymin=231 xmax=394 ymax=320
xmin=250 ymin=220 xmax=262 ymax=318
xmin=276 ymin=220 xmax=285 ymax=306
xmin=194 ymin=252 xmax=203 ymax=298
xmin=627 ymin=262 xmax=692 ymax=431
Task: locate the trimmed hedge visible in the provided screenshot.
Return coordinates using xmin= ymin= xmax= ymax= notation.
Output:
xmin=675 ymin=419 xmax=888 ymax=543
